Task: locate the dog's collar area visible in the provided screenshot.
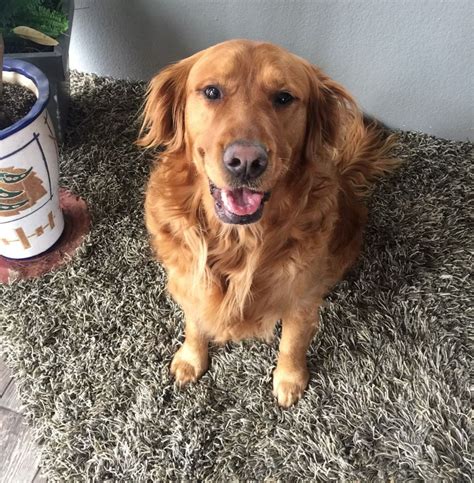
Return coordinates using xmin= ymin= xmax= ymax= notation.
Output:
xmin=209 ymin=181 xmax=270 ymax=225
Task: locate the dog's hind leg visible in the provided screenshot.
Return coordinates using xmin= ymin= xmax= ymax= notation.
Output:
xmin=170 ymin=315 xmax=209 ymax=386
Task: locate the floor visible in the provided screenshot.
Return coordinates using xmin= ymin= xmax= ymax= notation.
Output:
xmin=0 ymin=359 xmax=45 ymax=483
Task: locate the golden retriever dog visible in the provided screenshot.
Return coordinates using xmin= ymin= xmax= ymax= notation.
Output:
xmin=138 ymin=39 xmax=396 ymax=407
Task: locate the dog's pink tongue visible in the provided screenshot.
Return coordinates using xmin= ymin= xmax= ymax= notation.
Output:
xmin=221 ymin=188 xmax=264 ymax=216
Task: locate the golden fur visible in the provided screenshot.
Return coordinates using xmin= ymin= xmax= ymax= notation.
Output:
xmin=138 ymin=40 xmax=397 ymax=406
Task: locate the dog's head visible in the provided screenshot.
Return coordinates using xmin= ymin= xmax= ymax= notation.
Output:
xmin=139 ymin=39 xmax=355 ymax=225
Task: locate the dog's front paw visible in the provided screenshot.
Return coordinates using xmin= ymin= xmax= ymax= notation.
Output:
xmin=273 ymin=366 xmax=309 ymax=408
xmin=170 ymin=344 xmax=208 ymax=387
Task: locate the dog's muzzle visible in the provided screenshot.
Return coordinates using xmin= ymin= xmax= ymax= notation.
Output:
xmin=210 ymin=182 xmax=270 ymax=225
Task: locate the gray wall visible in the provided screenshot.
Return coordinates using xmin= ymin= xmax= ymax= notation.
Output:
xmin=70 ymin=0 xmax=473 ymax=141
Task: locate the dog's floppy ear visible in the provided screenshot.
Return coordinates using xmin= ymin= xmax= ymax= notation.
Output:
xmin=137 ymin=55 xmax=197 ymax=153
xmin=304 ymin=63 xmax=399 ymax=196
xmin=304 ymin=64 xmax=357 ymax=160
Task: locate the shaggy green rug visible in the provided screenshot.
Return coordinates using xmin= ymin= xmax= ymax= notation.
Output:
xmin=0 ymin=72 xmax=472 ymax=481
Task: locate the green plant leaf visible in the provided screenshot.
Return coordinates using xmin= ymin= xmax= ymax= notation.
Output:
xmin=0 ymin=0 xmax=68 ymax=40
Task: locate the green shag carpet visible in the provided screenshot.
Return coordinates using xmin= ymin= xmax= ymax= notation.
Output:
xmin=0 ymin=73 xmax=472 ymax=481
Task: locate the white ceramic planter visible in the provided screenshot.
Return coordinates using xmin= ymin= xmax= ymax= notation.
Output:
xmin=0 ymin=59 xmax=64 ymax=259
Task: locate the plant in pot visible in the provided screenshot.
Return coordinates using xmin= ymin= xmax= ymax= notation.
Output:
xmin=1 ymin=0 xmax=74 ymax=140
xmin=0 ymin=5 xmax=88 ymax=284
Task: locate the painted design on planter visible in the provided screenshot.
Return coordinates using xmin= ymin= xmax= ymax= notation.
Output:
xmin=0 ymin=167 xmax=33 ymax=183
xmin=1 ymin=210 xmax=56 ymax=249
xmin=0 ymin=132 xmax=53 ymax=225
xmin=0 ymin=167 xmax=47 ymax=216
xmin=0 ymin=187 xmax=24 ymax=198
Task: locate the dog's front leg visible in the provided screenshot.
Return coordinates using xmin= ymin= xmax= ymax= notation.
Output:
xmin=171 ymin=315 xmax=209 ymax=386
xmin=273 ymin=310 xmax=319 ymax=407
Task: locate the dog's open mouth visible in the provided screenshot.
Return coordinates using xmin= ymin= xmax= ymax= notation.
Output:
xmin=210 ymin=182 xmax=270 ymax=224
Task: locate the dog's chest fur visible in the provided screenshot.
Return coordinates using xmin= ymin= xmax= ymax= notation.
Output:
xmin=171 ymin=216 xmax=334 ymax=342
xmin=146 ymin=162 xmax=353 ymax=343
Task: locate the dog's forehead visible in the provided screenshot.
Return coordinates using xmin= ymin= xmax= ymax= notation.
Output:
xmin=189 ymin=43 xmax=248 ymax=83
xmin=188 ymin=41 xmax=309 ymax=91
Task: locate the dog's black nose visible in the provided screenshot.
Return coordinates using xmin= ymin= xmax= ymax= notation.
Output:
xmin=223 ymin=141 xmax=268 ymax=181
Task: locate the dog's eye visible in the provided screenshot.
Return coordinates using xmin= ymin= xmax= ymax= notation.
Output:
xmin=274 ymin=91 xmax=294 ymax=106
xmin=203 ymin=86 xmax=222 ymax=100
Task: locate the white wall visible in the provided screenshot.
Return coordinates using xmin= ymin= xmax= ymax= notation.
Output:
xmin=70 ymin=0 xmax=473 ymax=141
